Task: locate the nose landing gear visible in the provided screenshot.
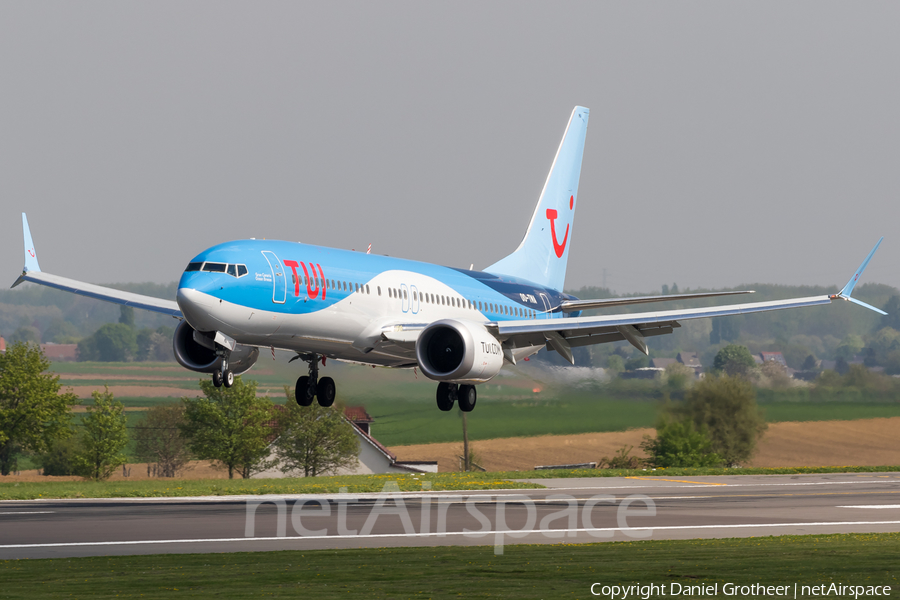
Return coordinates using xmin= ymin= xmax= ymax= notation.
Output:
xmin=211 ymin=360 xmax=234 ymax=389
xmin=293 ymin=354 xmax=337 ymax=407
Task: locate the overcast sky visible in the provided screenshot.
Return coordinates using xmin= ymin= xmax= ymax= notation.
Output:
xmin=2 ymin=2 xmax=898 ymax=296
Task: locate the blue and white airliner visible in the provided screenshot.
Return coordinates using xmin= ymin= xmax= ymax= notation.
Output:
xmin=13 ymin=107 xmax=886 ymax=412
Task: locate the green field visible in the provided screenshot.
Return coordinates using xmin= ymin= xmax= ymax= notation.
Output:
xmin=3 ymin=466 xmax=897 ymax=501
xmin=1 ymin=533 xmax=896 ymax=598
xmin=51 ymin=361 xmax=900 ymax=448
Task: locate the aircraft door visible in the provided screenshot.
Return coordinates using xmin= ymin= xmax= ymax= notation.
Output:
xmin=400 ymin=283 xmax=410 ymax=313
xmin=539 ymin=292 xmax=551 ymax=316
xmin=410 ymin=285 xmax=420 ymax=314
xmin=261 ymin=251 xmax=287 ymax=304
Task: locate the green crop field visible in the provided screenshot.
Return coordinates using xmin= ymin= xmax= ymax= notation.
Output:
xmin=1 ymin=533 xmax=896 ymax=598
xmin=50 ymin=361 xmax=900 ymax=448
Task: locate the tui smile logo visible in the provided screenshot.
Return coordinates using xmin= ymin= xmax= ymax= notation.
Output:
xmin=546 ymin=195 xmax=574 ymax=258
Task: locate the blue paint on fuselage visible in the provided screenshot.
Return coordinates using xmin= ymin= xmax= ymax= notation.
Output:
xmin=177 ymin=239 xmax=578 ymax=320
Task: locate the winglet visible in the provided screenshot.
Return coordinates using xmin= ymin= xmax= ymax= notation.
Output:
xmin=12 ymin=213 xmax=41 ymax=288
xmin=831 ymin=237 xmax=886 ymax=315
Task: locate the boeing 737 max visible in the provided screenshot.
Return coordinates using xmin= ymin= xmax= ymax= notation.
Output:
xmin=12 ymin=107 xmax=886 ymax=412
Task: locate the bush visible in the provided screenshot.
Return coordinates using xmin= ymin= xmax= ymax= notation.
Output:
xmin=598 ymin=445 xmax=643 ymax=469
xmin=640 ymin=419 xmax=722 ymax=468
xmin=36 ymin=437 xmax=81 ymax=476
xmin=673 ymin=375 xmax=767 ymax=466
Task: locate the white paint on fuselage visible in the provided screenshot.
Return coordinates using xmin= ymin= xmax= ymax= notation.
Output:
xmin=177 ymin=270 xmax=500 ymax=369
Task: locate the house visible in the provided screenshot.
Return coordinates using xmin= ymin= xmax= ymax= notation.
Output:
xmin=0 ymin=336 xmax=5 ymax=353
xmin=40 ymin=343 xmax=78 ymax=362
xmin=676 ymin=351 xmax=703 ymax=377
xmin=649 ymin=358 xmax=677 ymax=369
xmin=759 ymin=351 xmax=787 ymax=367
xmin=251 ymin=406 xmax=437 ymax=479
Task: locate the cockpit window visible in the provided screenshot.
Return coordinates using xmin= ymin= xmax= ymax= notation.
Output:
xmin=202 ymin=262 xmax=227 ymax=273
xmin=187 ymin=262 xmax=247 ymax=277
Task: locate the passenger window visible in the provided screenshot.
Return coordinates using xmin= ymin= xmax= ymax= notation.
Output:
xmin=366 ymin=285 xmax=370 ymax=294
xmin=378 ymin=286 xmax=381 ymax=296
xmin=185 ymin=262 xmax=203 ymax=272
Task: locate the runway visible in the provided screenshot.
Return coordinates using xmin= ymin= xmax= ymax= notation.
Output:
xmin=1 ymin=473 xmax=899 ymax=559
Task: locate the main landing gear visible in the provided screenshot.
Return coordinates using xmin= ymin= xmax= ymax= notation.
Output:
xmin=436 ymin=382 xmax=476 ymax=412
xmin=293 ymin=353 xmax=336 ymax=408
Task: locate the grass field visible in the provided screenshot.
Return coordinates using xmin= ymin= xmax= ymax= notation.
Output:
xmin=1 ymin=533 xmax=896 ymax=598
xmin=3 ymin=466 xmax=897 ymax=501
xmin=51 ymin=361 xmax=900 ymax=448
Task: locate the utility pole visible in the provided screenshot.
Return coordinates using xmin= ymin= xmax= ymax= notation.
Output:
xmin=462 ymin=412 xmax=470 ymax=472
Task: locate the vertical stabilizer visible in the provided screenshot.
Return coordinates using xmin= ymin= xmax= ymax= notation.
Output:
xmin=484 ymin=106 xmax=589 ymax=291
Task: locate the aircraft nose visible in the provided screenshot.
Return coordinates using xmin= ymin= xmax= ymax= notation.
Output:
xmin=176 ymin=287 xmax=218 ymax=331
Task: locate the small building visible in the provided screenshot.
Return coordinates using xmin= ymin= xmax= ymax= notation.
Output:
xmin=759 ymin=351 xmax=787 ymax=367
xmin=676 ymin=351 xmax=703 ymax=377
xmin=0 ymin=336 xmax=5 ymax=353
xmin=649 ymin=357 xmax=677 ymax=369
xmin=40 ymin=343 xmax=78 ymax=362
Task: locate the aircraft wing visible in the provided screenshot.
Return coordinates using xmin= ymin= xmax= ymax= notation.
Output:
xmin=495 ymin=238 xmax=886 ymax=363
xmin=12 ymin=214 xmax=183 ymax=318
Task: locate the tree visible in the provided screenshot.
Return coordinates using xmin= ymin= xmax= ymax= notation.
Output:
xmin=11 ymin=325 xmax=41 ymax=344
xmin=882 ymin=296 xmax=900 ymax=331
xmin=180 ymin=377 xmax=275 ymax=479
xmin=74 ymin=387 xmax=129 ymax=480
xmin=605 ymin=354 xmax=625 ymax=376
xmin=712 ymin=344 xmax=756 ymax=377
xmin=136 ymin=327 xmax=174 ymax=362
xmin=274 ymin=388 xmax=358 ymax=477
xmin=78 ymin=323 xmax=138 ymax=362
xmin=674 ymin=375 xmax=767 ymax=466
xmin=709 ymin=318 xmax=739 ymax=345
xmin=43 ymin=319 xmax=79 ymax=344
xmin=640 ymin=419 xmax=722 ymax=468
xmin=118 ymin=305 xmax=135 ymax=329
xmin=135 ymin=403 xmax=192 ymax=477
xmin=0 ymin=342 xmax=77 ymax=475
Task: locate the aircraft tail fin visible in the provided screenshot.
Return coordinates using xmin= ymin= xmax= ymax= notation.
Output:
xmin=484 ymin=106 xmax=589 ymax=291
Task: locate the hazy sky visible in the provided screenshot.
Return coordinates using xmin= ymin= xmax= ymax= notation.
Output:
xmin=2 ymin=2 xmax=898 ymax=296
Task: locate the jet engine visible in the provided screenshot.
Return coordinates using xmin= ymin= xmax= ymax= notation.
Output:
xmin=172 ymin=320 xmax=259 ymax=375
xmin=415 ymin=319 xmax=504 ymax=383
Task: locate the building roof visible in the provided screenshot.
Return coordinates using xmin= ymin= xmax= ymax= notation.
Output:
xmin=343 ymin=406 xmax=374 ymax=424
xmin=650 ymin=358 xmax=677 ymax=369
xmin=677 ymin=352 xmax=701 ymax=367
xmin=760 ymin=351 xmax=787 ymax=367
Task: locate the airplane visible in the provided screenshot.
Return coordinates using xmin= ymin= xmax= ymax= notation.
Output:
xmin=12 ymin=106 xmax=886 ymax=412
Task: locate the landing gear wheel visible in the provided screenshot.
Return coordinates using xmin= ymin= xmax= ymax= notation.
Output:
xmin=436 ymin=382 xmax=457 ymax=412
xmin=295 ymin=376 xmax=314 ymax=406
xmin=458 ymin=385 xmax=476 ymax=412
xmin=316 ymin=377 xmax=336 ymax=407
xmin=223 ymin=370 xmax=234 ymax=388
xmin=212 ymin=371 xmax=223 ymax=388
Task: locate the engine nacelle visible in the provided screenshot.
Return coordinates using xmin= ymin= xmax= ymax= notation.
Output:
xmin=415 ymin=319 xmax=504 ymax=384
xmin=172 ymin=320 xmax=259 ymax=375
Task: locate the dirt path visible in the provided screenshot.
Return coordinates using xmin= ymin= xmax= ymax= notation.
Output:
xmin=388 ymin=417 xmax=900 ymax=472
xmin=66 ymin=385 xmax=194 ymax=399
